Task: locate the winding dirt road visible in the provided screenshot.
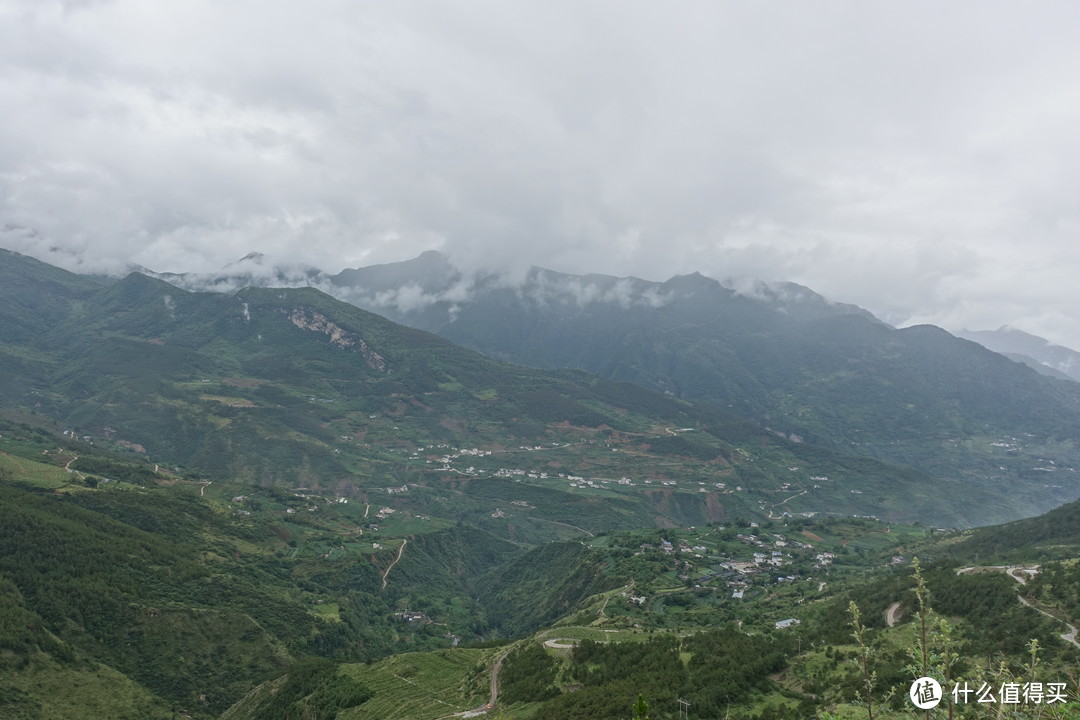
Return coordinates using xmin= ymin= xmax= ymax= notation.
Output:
xmin=1017 ymin=595 xmax=1080 ymax=649
xmin=543 ymin=639 xmax=577 ymax=649
xmin=597 ymin=580 xmax=635 ymax=618
xmin=380 ymin=539 xmax=407 ymax=590
xmin=960 ymin=565 xmax=1078 ymax=649
xmin=434 ymin=643 xmax=516 ymax=719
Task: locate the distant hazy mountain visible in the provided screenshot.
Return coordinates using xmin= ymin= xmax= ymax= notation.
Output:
xmin=956 ymin=326 xmax=1080 ymax=383
xmin=318 ymin=252 xmax=1080 ymax=513
xmin=327 ymin=249 xmax=883 ymax=327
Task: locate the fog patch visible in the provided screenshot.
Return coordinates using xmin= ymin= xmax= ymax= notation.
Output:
xmin=524 ymin=271 xmax=673 ymax=310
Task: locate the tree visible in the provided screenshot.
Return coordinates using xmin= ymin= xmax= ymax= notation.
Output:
xmin=632 ymin=693 xmax=649 ymax=720
xmin=849 ymin=601 xmax=876 ymax=720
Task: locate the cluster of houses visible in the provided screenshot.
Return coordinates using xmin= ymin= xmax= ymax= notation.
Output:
xmin=404 ymin=439 xmax=726 ymax=494
xmin=393 ymin=610 xmax=431 ymax=624
xmin=631 ymin=528 xmax=846 ymax=606
xmin=404 ymin=440 xmax=760 ymax=500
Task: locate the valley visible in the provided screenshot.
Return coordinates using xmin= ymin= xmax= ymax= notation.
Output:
xmin=4 ymin=416 xmax=1080 ymax=719
xmin=2 ymin=248 xmax=1080 ymax=718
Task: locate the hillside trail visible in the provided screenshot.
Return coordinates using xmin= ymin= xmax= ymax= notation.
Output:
xmin=885 ymin=601 xmax=902 ymax=627
xmin=380 ymin=539 xmax=407 ymax=590
xmin=598 ymin=580 xmax=635 ymax=618
xmin=767 ymin=488 xmax=809 ymax=519
xmin=532 ymin=517 xmax=595 ymax=537
xmin=1007 ymin=565 xmax=1035 ymax=585
xmin=52 ymin=451 xmax=86 ymax=481
xmin=487 ymin=645 xmax=512 ymax=710
xmin=433 ymin=580 xmax=635 ymax=719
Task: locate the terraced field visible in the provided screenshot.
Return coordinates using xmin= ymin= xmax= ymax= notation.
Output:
xmin=339 ymin=649 xmax=492 ymax=720
xmin=0 ymin=450 xmax=78 ymax=490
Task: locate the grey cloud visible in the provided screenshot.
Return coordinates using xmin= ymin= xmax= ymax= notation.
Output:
xmin=333 ymin=265 xmax=675 ymax=318
xmin=361 ymin=278 xmax=480 ymax=315
xmin=521 ymin=273 xmax=672 ymax=311
xmin=2 ymin=1 xmax=1080 ymax=347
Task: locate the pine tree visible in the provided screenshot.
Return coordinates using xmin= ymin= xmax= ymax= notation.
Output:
xmin=632 ymin=693 xmax=650 ymax=720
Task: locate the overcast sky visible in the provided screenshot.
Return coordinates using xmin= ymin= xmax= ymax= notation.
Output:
xmin=3 ymin=1 xmax=1080 ymax=346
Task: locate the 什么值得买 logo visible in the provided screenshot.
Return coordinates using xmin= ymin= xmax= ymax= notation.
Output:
xmin=909 ymin=678 xmax=1068 ymax=708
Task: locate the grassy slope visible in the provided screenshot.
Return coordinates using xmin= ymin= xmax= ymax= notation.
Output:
xmin=220 ymin=648 xmax=495 ymax=720
xmin=0 ymin=657 xmax=174 ymax=720
xmin=0 ymin=428 xmax=546 ymax=717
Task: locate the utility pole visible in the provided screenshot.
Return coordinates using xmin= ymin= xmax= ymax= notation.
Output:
xmin=677 ymin=698 xmax=690 ymax=719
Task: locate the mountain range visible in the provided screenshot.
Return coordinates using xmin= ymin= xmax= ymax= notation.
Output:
xmin=142 ymin=248 xmax=1080 ymax=523
xmin=4 ymin=245 xmax=1080 ymax=719
xmin=2 ymin=246 xmax=994 ymax=530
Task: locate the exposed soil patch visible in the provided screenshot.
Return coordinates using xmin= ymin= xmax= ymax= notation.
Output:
xmin=223 ymin=377 xmax=265 ymax=388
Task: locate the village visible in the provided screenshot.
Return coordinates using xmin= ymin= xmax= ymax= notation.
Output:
xmin=584 ymin=518 xmax=908 ymax=631
xmin=392 ymin=440 xmax=805 ymax=504
xmin=635 ymin=527 xmax=838 ymax=592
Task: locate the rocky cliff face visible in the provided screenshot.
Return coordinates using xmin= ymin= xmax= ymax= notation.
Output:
xmin=286 ymin=307 xmax=390 ymax=373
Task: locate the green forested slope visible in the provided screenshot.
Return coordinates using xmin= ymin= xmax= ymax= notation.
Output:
xmin=0 ymin=249 xmax=1005 ymax=528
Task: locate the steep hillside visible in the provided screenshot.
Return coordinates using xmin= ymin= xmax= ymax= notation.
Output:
xmin=0 ymin=437 xmax=524 ymax=717
xmin=936 ymin=496 xmax=1080 ymax=563
xmin=221 ymin=509 xmax=1080 ymax=720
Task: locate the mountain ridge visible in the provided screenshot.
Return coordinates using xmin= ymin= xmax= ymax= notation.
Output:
xmin=4 ymin=247 xmax=1079 ymax=524
xmin=957 ymin=325 xmax=1080 ymax=383
xmin=0 ymin=247 xmax=1000 ymax=529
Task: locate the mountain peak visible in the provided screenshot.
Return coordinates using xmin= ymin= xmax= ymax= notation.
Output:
xmin=223 ymin=252 xmax=266 ymax=269
xmin=330 ymin=249 xmax=458 ymax=292
xmin=662 ymin=271 xmax=724 ymax=292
